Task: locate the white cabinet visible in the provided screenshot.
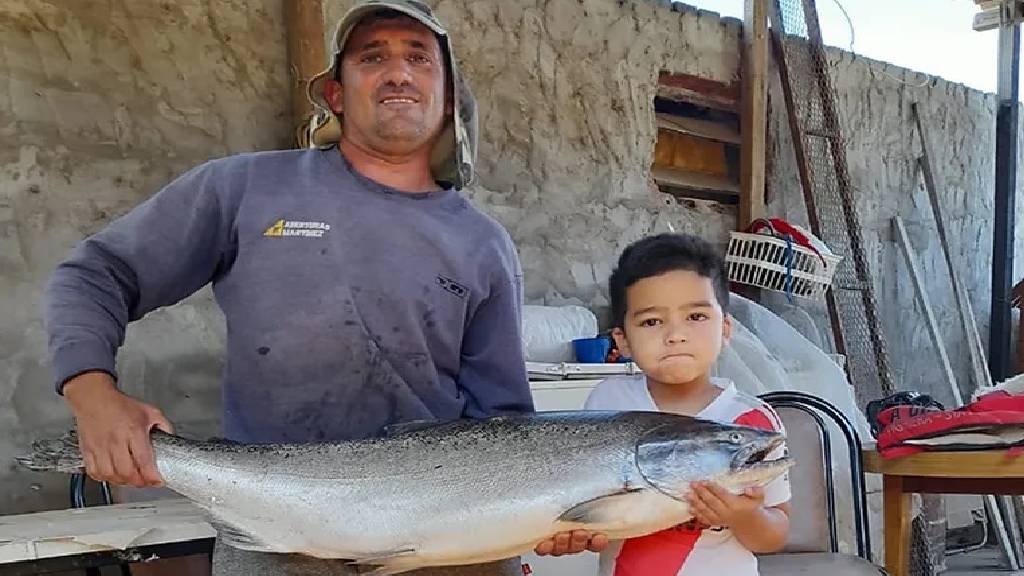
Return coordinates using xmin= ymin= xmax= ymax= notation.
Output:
xmin=529 ymin=379 xmax=601 ymax=411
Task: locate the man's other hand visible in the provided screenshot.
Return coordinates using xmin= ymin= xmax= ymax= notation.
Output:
xmin=534 ymin=530 xmax=608 ymax=557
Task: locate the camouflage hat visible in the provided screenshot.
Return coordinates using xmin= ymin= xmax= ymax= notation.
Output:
xmin=305 ymin=0 xmax=478 ymax=189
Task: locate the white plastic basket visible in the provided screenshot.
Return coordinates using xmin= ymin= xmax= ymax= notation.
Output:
xmin=725 ymin=231 xmax=842 ymax=299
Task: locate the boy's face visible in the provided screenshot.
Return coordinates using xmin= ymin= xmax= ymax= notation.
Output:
xmin=613 ymin=270 xmax=731 ymax=386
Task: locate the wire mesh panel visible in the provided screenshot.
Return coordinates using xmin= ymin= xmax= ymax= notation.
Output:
xmin=769 ymin=0 xmax=895 ymax=406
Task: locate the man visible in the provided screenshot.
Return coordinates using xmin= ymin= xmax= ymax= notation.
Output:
xmin=43 ymin=1 xmax=600 ymax=574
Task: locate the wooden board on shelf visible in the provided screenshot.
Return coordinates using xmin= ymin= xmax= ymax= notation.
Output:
xmin=651 ymin=166 xmax=740 ymax=198
xmin=0 ymin=499 xmax=214 ymax=564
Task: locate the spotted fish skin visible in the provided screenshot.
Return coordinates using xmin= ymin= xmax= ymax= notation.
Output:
xmin=19 ymin=410 xmax=792 ymax=574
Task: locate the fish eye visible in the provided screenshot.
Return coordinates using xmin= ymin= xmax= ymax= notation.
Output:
xmin=728 ymin=432 xmax=743 ymax=444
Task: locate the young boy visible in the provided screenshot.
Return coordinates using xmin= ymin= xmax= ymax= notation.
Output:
xmin=584 ymin=233 xmax=791 ymax=576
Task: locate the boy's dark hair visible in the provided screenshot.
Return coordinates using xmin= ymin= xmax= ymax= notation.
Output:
xmin=609 ymin=233 xmax=730 ymax=328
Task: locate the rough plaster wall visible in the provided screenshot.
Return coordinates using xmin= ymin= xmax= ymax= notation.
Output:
xmin=325 ymin=0 xmax=741 ymax=318
xmin=0 ymin=0 xmax=291 ymax=514
xmin=766 ymin=51 xmax=1024 ymax=408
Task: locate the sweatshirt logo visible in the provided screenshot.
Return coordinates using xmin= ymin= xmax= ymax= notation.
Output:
xmin=437 ymin=275 xmax=469 ymax=299
xmin=263 ymin=219 xmax=331 ymax=238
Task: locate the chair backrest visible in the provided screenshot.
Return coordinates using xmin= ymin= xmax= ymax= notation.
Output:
xmin=774 ymin=405 xmax=834 ymax=553
xmin=760 ymin=391 xmax=872 ymax=562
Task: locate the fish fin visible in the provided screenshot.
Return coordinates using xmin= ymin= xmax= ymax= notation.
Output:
xmin=558 ymin=490 xmax=644 ymax=524
xmin=382 ymin=419 xmax=454 ymax=436
xmin=209 ymin=520 xmax=274 ymax=552
xmin=362 ymin=566 xmax=415 ymax=576
xmin=16 ymin=430 xmax=84 ymax=474
xmin=346 ymin=549 xmax=418 ymax=575
xmin=346 ymin=548 xmax=417 ymax=565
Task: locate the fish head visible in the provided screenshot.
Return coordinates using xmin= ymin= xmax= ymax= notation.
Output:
xmin=635 ymin=417 xmax=794 ymax=501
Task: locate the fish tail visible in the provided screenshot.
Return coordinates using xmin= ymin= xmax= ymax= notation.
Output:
xmin=16 ymin=430 xmax=84 ymax=474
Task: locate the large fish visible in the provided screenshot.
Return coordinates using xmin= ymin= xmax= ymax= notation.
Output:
xmin=19 ymin=410 xmax=793 ymax=575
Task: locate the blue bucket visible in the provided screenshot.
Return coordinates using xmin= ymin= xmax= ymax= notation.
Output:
xmin=573 ymin=337 xmax=611 ymax=363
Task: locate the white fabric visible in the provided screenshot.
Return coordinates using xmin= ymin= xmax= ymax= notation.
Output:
xmin=520 ymin=305 xmax=599 ymax=363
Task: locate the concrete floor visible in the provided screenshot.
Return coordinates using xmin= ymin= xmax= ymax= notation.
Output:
xmin=945 ymin=547 xmax=1024 ymax=575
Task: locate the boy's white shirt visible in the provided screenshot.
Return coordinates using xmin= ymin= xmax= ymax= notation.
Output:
xmin=583 ymin=374 xmax=791 ymax=576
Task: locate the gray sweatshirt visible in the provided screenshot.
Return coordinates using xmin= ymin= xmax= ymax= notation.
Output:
xmin=43 ymin=147 xmax=533 ymax=443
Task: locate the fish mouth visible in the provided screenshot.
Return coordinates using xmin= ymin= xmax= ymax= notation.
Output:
xmin=731 ymin=435 xmax=792 ymax=472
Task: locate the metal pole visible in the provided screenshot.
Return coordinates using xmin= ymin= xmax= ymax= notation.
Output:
xmin=740 ymin=0 xmax=768 ymax=229
xmin=991 ymin=0 xmax=1019 ymax=383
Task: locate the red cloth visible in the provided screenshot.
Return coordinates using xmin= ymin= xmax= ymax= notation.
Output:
xmin=967 ymin=390 xmax=1024 ymax=412
xmin=876 ymin=391 xmax=1024 ymax=458
xmin=744 ymin=218 xmax=826 ymax=262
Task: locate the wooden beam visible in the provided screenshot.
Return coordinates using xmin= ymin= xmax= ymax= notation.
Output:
xmin=652 ymin=166 xmax=740 ymax=196
xmin=883 ymin=475 xmax=912 ymax=576
xmin=284 ymin=0 xmax=326 ymax=145
xmin=911 ymin=102 xmax=994 ymax=392
xmin=893 ymin=216 xmax=962 ymax=404
xmin=0 ymin=499 xmax=214 ymax=564
xmin=657 ymin=72 xmax=741 ymax=112
xmin=656 ymin=114 xmax=741 ymax=145
xmin=957 ymin=274 xmax=994 ymax=390
xmin=865 ymin=448 xmax=1024 ymax=476
xmin=740 ymin=0 xmax=769 ymax=228
xmin=903 ymin=477 xmax=1024 ymax=496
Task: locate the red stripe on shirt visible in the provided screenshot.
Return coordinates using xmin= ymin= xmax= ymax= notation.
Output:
xmin=613 ymin=525 xmax=702 ymax=576
xmin=733 ymin=408 xmax=776 ymax=432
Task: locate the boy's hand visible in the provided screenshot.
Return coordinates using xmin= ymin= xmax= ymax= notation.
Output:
xmin=685 ymin=481 xmax=765 ymax=528
xmin=534 ymin=530 xmax=609 ymax=557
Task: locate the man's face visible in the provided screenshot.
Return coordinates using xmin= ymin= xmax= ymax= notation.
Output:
xmin=323 ymin=15 xmax=449 ymax=156
xmin=613 ymin=270 xmax=731 ymax=386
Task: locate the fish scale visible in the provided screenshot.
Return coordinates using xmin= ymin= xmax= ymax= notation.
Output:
xmin=18 ymin=410 xmax=793 ymax=575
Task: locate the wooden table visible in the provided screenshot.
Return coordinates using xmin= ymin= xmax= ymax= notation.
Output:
xmin=863 ymin=449 xmax=1024 ymax=576
xmin=0 ymin=498 xmax=214 ymax=575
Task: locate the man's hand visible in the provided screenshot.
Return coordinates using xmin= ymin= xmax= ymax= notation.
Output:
xmin=63 ymin=371 xmax=173 ymax=488
xmin=534 ymin=530 xmax=608 ymax=557
xmin=685 ymin=481 xmax=764 ymax=528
